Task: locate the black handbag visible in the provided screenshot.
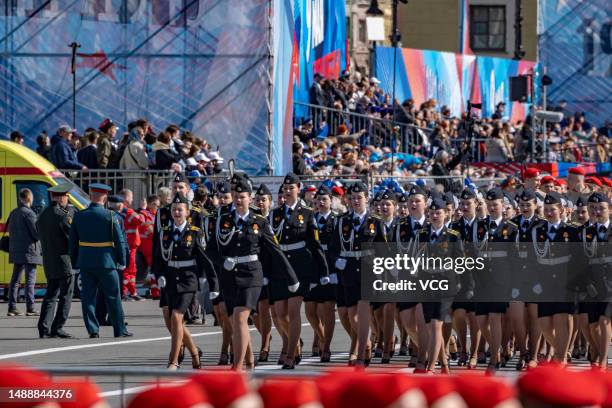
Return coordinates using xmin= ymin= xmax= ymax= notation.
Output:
xmin=0 ymin=213 xmax=11 ymax=253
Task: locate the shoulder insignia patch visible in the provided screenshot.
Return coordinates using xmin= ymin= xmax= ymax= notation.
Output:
xmin=190 ymin=226 xmax=201 ymax=231
xmin=447 ymin=229 xmax=460 ymax=236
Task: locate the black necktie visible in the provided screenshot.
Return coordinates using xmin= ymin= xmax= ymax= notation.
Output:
xmin=549 ymin=226 xmax=557 ymax=235
xmin=173 ymin=228 xmax=181 ymax=241
xmin=236 ymin=218 xmax=245 ymax=229
xmin=522 ymin=220 xmax=529 ymax=230
xmin=599 ymin=225 xmax=607 ymax=234
xmin=413 ymin=222 xmax=421 ymax=230
xmin=430 ymin=232 xmax=438 ymax=241
xmin=489 ymin=221 xmax=497 ymax=230
xmin=319 ymin=215 xmax=326 ymax=225
xmin=286 ymin=207 xmax=293 ymax=217
xmin=353 ymin=217 xmax=361 ymax=229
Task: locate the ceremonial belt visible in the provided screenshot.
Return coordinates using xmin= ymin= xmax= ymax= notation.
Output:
xmin=226 ymin=254 xmax=258 ymax=264
xmin=168 ymin=260 xmax=197 ymax=268
xmin=518 ymin=251 xmax=528 ymax=258
xmin=340 ymin=250 xmax=375 ymax=258
xmin=321 ymin=244 xmax=328 ymax=251
xmin=79 ymin=241 xmax=113 ymax=248
xmin=588 ymin=256 xmax=612 ymax=265
xmin=280 ymin=241 xmax=306 ymax=251
xmin=125 ymin=229 xmax=138 ymax=233
xmin=537 ymin=255 xmax=571 ymax=266
xmin=484 ymin=250 xmax=508 ymax=258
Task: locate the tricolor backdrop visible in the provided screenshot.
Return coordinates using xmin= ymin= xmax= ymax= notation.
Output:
xmin=376 ymin=47 xmax=536 ymax=121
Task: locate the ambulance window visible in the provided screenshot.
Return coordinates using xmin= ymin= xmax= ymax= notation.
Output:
xmin=14 ymin=182 xmax=50 ymax=215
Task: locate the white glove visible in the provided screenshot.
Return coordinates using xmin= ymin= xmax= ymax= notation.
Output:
xmin=145 ymin=273 xmax=153 ymax=284
xmin=158 ymin=276 xmax=167 ymax=288
xmin=209 ymin=291 xmax=219 ymax=300
xmin=532 ymin=284 xmax=543 ymax=295
xmin=320 ymin=276 xmax=330 ymax=286
xmin=199 ymin=277 xmax=207 ymax=287
xmin=223 ymin=257 xmax=236 ymax=271
xmin=465 ymin=290 xmax=474 ymax=300
xmin=288 ymin=282 xmax=300 ymax=293
xmin=329 ymin=273 xmax=338 ymax=284
xmin=309 ymin=283 xmax=317 ymax=290
xmin=71 ymin=269 xmax=80 ymax=274
xmin=335 ymin=258 xmax=347 ymax=271
xmin=511 ymin=288 xmax=520 ymax=299
xmin=117 ymin=265 xmax=126 ymax=271
xmin=263 ymin=277 xmax=269 ymax=285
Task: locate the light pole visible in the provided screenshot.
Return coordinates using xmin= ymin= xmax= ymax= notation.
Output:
xmin=68 ymin=42 xmax=81 ymax=130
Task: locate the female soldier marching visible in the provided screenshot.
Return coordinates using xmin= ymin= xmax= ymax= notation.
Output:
xmin=155 ymin=193 xmax=218 ymax=370
xmin=207 ymin=179 xmax=298 ymax=371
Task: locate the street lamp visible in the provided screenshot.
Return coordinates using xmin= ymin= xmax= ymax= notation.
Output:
xmin=366 ymin=0 xmax=384 ymax=16
xmin=366 ymin=0 xmax=385 ymax=77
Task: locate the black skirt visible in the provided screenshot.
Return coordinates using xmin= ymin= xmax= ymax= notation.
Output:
xmin=537 ymin=302 xmax=574 ymax=317
xmin=167 ymin=291 xmax=195 ymax=314
xmin=306 ymin=283 xmax=337 ymax=303
xmin=452 ymin=301 xmax=476 ymax=313
xmin=343 ymin=284 xmax=361 ymax=308
xmin=225 ymin=286 xmax=262 ymax=316
xmin=475 ymin=302 xmax=508 ymax=316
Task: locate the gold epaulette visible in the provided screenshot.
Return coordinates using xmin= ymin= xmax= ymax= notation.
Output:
xmin=190 ymin=226 xmax=201 ymax=231
xmin=507 ymin=220 xmax=518 ymax=227
xmin=447 ymin=229 xmax=460 ymax=236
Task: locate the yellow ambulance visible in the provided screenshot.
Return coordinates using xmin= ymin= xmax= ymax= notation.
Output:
xmin=0 ymin=141 xmax=89 ymax=295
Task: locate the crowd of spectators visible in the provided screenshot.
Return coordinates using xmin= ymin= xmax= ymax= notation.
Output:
xmin=9 ymin=119 xmax=226 ymax=181
xmin=294 ymin=71 xmax=611 ymax=179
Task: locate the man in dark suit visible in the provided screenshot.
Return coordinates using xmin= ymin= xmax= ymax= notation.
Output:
xmin=308 ymin=73 xmax=325 ymax=107
xmin=36 ymin=184 xmax=76 ymax=338
xmin=77 ymin=130 xmax=99 ymax=169
xmin=7 ymin=188 xmax=42 ymax=317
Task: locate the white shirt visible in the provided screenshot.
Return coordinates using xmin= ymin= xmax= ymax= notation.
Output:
xmin=353 ymin=210 xmax=367 ymax=228
xmin=412 ymin=215 xmax=426 ymax=230
xmin=490 ymin=216 xmax=503 ymax=228
xmin=431 ymin=225 xmax=444 ymax=240
xmin=463 ymin=216 xmax=476 ymax=227
xmin=175 ymin=221 xmax=187 ymax=233
xmin=235 ymin=210 xmax=250 ymax=224
xmin=597 ymin=220 xmax=610 ymax=239
xmin=547 ymin=221 xmax=561 ymax=240
xmin=285 ymin=201 xmax=298 ymax=216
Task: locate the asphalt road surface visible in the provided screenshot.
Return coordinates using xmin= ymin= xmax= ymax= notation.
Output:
xmin=0 ymin=299 xmax=606 ymax=408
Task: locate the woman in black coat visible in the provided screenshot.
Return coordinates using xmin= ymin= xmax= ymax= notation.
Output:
xmin=152 ymin=131 xmax=181 ymax=170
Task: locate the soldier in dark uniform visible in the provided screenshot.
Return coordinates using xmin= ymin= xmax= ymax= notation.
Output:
xmin=156 ymin=193 xmax=217 ymax=370
xmin=252 ymin=183 xmax=275 ymax=362
xmin=209 ymin=181 xmax=234 ymax=365
xmin=532 ymin=191 xmax=579 ymax=365
xmin=475 ymin=188 xmax=518 ymax=374
xmin=95 ymin=195 xmax=129 ymax=328
xmin=270 ymin=173 xmax=329 ymax=369
xmin=329 ymin=182 xmax=386 ymax=366
xmin=450 ymin=188 xmax=479 ymax=368
xmin=374 ymin=188 xmax=399 ymax=363
xmin=207 ymin=179 xmax=297 ymax=371
xmin=307 ymin=185 xmax=339 ymax=363
xmin=68 ymin=183 xmax=132 ymax=339
xmin=511 ymin=190 xmax=546 ymax=370
xmin=396 ymin=185 xmax=429 ymax=368
xmin=185 ymin=186 xmax=212 ymax=326
xmin=152 ymin=174 xmax=205 ymax=365
xmin=36 ymin=184 xmax=76 ymax=339
xmin=581 ymin=192 xmax=611 ymax=368
xmin=416 ymin=197 xmax=463 ymax=374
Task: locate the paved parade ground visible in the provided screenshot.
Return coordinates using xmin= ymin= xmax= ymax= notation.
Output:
xmin=0 ymin=299 xmax=607 ymax=407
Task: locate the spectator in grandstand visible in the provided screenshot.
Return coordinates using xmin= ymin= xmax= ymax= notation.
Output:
xmin=431 ymin=149 xmax=464 ymax=192
xmin=486 ymin=128 xmax=513 ymax=162
xmin=77 ymin=129 xmax=99 ymax=169
xmin=7 ymin=188 xmax=41 ymax=317
xmin=9 ymin=130 xmax=24 ymax=145
xmin=120 ymin=126 xmax=149 ymax=203
xmin=595 ymin=134 xmax=610 ymax=163
xmin=152 ymin=131 xmax=181 ymax=170
xmin=293 ymin=142 xmax=309 ymax=176
xmin=36 ymin=132 xmax=50 ymax=160
xmin=598 ymin=120 xmax=612 ymax=138
xmin=492 ymin=102 xmax=506 ymax=120
xmin=97 ymin=118 xmax=119 ymax=169
xmin=50 ymin=125 xmax=87 ymax=170
xmin=309 ymin=73 xmax=325 ymax=107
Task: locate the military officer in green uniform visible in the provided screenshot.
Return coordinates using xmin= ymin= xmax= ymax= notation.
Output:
xmin=69 ymin=183 xmax=132 ymax=338
xmin=36 ymin=183 xmax=76 ymax=339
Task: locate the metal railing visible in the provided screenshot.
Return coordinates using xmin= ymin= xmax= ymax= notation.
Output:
xmin=294 ymin=101 xmax=432 ymax=154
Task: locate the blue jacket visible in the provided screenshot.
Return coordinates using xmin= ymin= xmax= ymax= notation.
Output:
xmin=50 ymin=134 xmax=83 ymax=169
xmin=76 ymin=144 xmax=98 ymax=169
xmin=68 ymin=203 xmax=127 ymax=270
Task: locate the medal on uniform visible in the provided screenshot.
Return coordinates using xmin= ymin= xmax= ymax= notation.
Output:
xmin=188 ymin=217 xmax=192 ymax=224
xmin=502 ymin=228 xmax=508 ymax=239
xmin=369 ymin=223 xmax=375 ymax=234
xmin=223 ymin=221 xmax=230 ymax=229
xmin=298 ymin=214 xmax=304 ymax=224
xmin=253 ymin=224 xmax=259 ymax=234
xmin=563 ymin=231 xmax=569 ymax=242
xmin=67 ymin=216 xmax=72 ymax=224
xmin=186 ymin=235 xmax=192 ymax=246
